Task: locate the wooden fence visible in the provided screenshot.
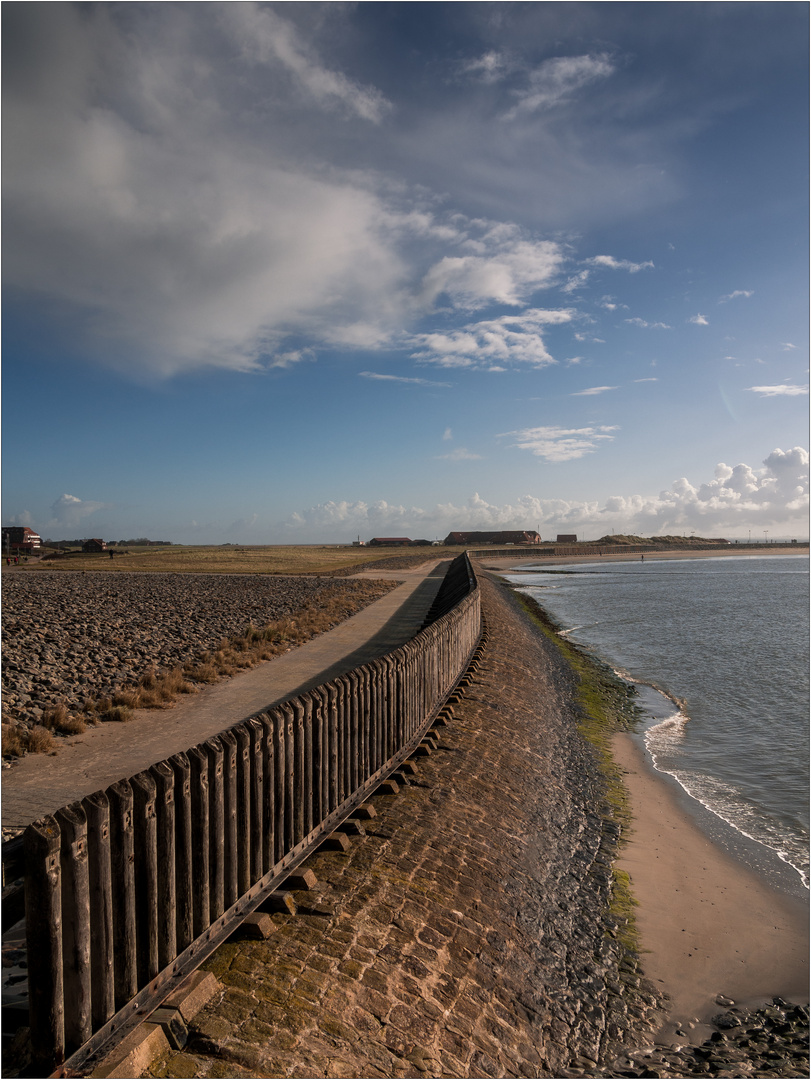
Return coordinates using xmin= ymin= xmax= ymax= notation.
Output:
xmin=10 ymin=553 xmax=481 ymax=1076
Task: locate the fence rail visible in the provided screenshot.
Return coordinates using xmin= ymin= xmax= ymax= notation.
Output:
xmin=5 ymin=553 xmax=481 ymax=1076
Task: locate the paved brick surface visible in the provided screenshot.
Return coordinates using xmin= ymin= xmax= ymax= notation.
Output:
xmin=2 ymin=562 xmax=448 ymax=830
xmin=147 ymin=574 xmax=660 ymax=1080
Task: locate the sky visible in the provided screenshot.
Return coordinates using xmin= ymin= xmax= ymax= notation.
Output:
xmin=2 ymin=1 xmax=808 ymax=544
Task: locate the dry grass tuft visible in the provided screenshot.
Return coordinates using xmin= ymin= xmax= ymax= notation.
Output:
xmin=26 ymin=725 xmax=55 ymax=753
xmin=2 ymin=724 xmax=26 ymax=757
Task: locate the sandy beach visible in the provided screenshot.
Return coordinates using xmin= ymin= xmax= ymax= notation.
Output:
xmin=614 ymin=731 xmax=809 ymax=1043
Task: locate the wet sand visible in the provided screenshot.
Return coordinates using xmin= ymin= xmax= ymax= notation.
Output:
xmin=613 ymin=731 xmax=809 ymax=1043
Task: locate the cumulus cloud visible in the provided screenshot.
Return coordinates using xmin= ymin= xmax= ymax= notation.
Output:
xmin=284 ymin=448 xmax=809 ymax=541
xmin=410 ymin=308 xmax=575 ymax=369
xmin=571 ymin=385 xmax=617 ymax=396
xmin=419 ymin=231 xmax=565 ymax=310
xmin=689 ymin=314 xmax=709 ymax=325
xmin=507 ymin=54 xmax=615 ymax=117
xmin=459 ymin=50 xmax=511 ymax=84
xmin=48 ymin=493 xmax=111 ymax=530
xmin=586 ymin=255 xmax=655 ymax=273
xmin=499 ymin=425 xmax=618 ymax=462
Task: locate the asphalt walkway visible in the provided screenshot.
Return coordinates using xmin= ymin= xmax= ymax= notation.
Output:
xmin=1 ymin=560 xmax=449 ymax=831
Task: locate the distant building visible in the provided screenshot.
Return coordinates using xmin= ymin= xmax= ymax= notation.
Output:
xmin=2 ymin=526 xmax=42 ymax=553
xmin=82 ymin=538 xmax=107 ymax=553
xmin=443 ymin=530 xmax=541 ymax=546
xmin=556 ymin=534 xmax=578 ymax=543
xmin=368 ymin=537 xmax=411 ymax=546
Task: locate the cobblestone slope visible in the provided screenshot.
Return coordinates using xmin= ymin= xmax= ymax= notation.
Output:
xmin=149 ymin=574 xmax=663 ymax=1079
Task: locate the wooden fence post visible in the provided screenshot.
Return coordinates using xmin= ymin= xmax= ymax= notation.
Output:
xmin=187 ymin=747 xmax=210 ymax=937
xmin=131 ymin=771 xmax=158 ymax=989
xmin=282 ymin=705 xmax=295 ymax=850
xmin=233 ymin=724 xmax=251 ymax=895
xmin=248 ymin=719 xmax=264 ymax=883
xmin=24 ymin=816 xmax=64 ymax=1074
xmin=298 ymin=696 xmax=313 ymax=837
xmin=272 ymin=711 xmax=286 ymax=862
xmin=219 ymin=730 xmax=238 ymax=908
xmin=204 ymin=737 xmax=225 ymax=922
xmin=291 ymin=699 xmax=306 ymax=846
xmin=82 ymin=790 xmax=115 ymax=1030
xmin=256 ymin=713 xmax=275 ymax=876
xmin=149 ymin=761 xmax=177 ymax=970
xmin=107 ymin=779 xmax=137 ymax=1008
xmin=168 ymin=753 xmax=193 ymax=953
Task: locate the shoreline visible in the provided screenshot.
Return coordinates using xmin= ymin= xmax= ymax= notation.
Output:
xmin=614 ymin=729 xmax=809 ymax=1042
xmin=486 ymin=553 xmax=810 ymax=1048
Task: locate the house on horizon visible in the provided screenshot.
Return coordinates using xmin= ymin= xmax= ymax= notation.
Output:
xmin=82 ymin=538 xmax=107 ymax=553
xmin=368 ymin=537 xmax=411 ymax=546
xmin=556 ymin=534 xmax=578 ymax=543
xmin=443 ymin=530 xmax=541 ymax=546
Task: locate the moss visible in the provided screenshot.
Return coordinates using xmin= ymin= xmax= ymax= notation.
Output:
xmin=511 ymin=587 xmax=643 ymax=951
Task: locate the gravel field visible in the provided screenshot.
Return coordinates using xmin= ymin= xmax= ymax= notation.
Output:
xmin=2 ymin=572 xmax=393 ymax=738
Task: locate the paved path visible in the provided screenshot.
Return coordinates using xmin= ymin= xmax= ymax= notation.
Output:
xmin=1 ymin=561 xmax=449 ymax=832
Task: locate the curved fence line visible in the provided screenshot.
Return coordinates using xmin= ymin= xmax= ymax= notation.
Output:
xmin=14 ymin=554 xmax=481 ymax=1076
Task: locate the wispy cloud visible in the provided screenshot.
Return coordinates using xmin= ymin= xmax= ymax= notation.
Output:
xmin=625 ymin=317 xmax=671 ymax=330
xmin=719 ymin=290 xmax=754 ymax=302
xmin=689 ymin=314 xmax=709 ymax=325
xmin=746 ymin=384 xmax=809 ymax=397
xmin=633 ymin=377 xmax=659 ymax=383
xmin=782 ymin=343 xmax=798 ymax=351
xmin=442 ymin=427 xmax=453 ymax=441
xmin=437 ymin=447 xmax=483 ymax=461
xmin=586 ymin=255 xmax=654 ymax=273
xmin=459 ymin=50 xmax=511 ymax=84
xmin=359 ymin=372 xmax=451 ymax=388
xmin=411 ymin=308 xmax=575 ymax=369
xmin=571 ymin=385 xmax=618 ymax=396
xmin=223 ymin=4 xmax=391 ymax=123
xmin=500 ymin=424 xmax=618 ymax=462
xmin=507 ymin=54 xmax=615 ymax=118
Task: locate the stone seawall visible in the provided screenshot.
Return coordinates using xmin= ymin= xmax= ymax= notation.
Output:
xmin=148 ymin=573 xmax=663 ymax=1079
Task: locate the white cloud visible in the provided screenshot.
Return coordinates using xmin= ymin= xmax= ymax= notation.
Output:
xmin=561 ymin=269 xmax=590 ymax=293
xmin=508 ymin=54 xmax=615 ymax=117
xmin=411 ymin=308 xmax=576 ymax=369
xmin=222 ymin=3 xmax=391 ymax=123
xmin=499 ymin=424 xmax=618 ymax=462
xmin=48 ymin=493 xmax=111 ymax=530
xmin=633 ymin=377 xmax=659 ymax=382
xmin=571 ymin=385 xmax=618 ymax=396
xmin=284 ymin=449 xmax=808 ymax=541
xmin=746 ymin=384 xmax=809 ymax=397
xmin=689 ymin=314 xmax=709 ymax=325
xmin=437 ymin=448 xmax=483 ymax=461
xmin=460 ymin=50 xmax=511 ymax=84
xmin=719 ymin=290 xmax=754 ymax=302
xmin=419 ymin=233 xmax=565 ymax=310
xmin=625 ymin=317 xmax=671 ymax=330
xmin=586 ymin=255 xmax=655 ymax=273
xmin=359 ymin=371 xmax=452 ymax=388
xmin=782 ymin=343 xmax=798 ymax=351
xmin=443 ymin=427 xmax=453 ymax=441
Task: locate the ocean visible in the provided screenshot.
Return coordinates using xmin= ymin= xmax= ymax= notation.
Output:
xmin=507 ymin=554 xmax=809 ymax=897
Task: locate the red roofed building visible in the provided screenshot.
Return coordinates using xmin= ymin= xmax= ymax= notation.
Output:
xmin=2 ymin=526 xmax=42 ymax=553
xmin=368 ymin=537 xmax=412 ymax=546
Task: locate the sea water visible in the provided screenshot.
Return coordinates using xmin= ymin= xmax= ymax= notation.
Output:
xmin=507 ymin=554 xmax=809 ymax=895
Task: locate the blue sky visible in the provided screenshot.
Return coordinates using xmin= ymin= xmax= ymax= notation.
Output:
xmin=3 ymin=2 xmax=808 ymax=543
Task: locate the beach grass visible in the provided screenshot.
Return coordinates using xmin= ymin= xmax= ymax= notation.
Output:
xmin=22 ymin=544 xmax=460 ymax=575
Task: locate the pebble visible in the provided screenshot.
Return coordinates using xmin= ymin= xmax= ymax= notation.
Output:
xmin=1 ymin=571 xmax=390 ymax=736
